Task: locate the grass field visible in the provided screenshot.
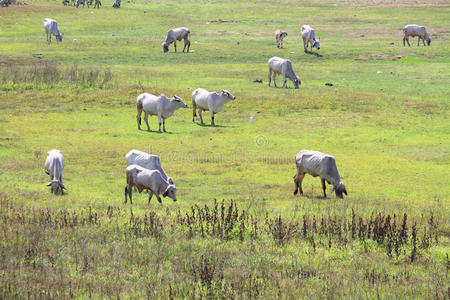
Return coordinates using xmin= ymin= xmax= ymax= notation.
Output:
xmin=0 ymin=0 xmax=449 ymax=298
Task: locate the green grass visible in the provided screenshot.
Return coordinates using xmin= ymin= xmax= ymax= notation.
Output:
xmin=0 ymin=0 xmax=449 ymax=298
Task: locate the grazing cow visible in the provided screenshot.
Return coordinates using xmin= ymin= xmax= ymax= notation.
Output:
xmin=112 ymin=0 xmax=120 ymax=8
xmin=124 ymin=165 xmax=177 ymax=204
xmin=301 ymin=25 xmax=320 ymax=52
xmin=43 ymin=18 xmax=63 ymax=43
xmin=136 ymin=93 xmax=187 ymax=132
xmin=268 ymin=56 xmax=300 ymax=89
xmin=45 ymin=149 xmax=66 ymax=195
xmin=192 ymin=88 xmax=235 ymax=126
xmin=125 ymin=150 xmax=174 ymax=184
xmin=162 ymin=27 xmax=191 ymax=53
xmin=293 ymin=150 xmax=347 ymax=199
xmin=93 ymin=0 xmax=101 ymax=8
xmin=75 ymin=0 xmax=89 ymax=7
xmin=403 ymin=24 xmax=431 ymax=46
xmin=275 ymin=30 xmax=288 ymax=48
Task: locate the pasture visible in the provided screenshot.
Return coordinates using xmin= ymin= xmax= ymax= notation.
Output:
xmin=0 ymin=0 xmax=449 ymax=298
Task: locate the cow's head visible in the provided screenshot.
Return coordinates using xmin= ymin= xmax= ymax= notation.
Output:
xmin=426 ymin=37 xmax=431 ymax=46
xmin=46 ymin=180 xmax=65 ymax=195
xmin=162 ymin=184 xmax=177 ymax=201
xmin=313 ymin=37 xmax=320 ymax=50
xmin=333 ymin=182 xmax=347 ymax=199
xmin=221 ymin=90 xmax=236 ymax=100
xmin=171 ymin=95 xmax=187 ymax=108
xmin=56 ymin=33 xmax=63 ymax=42
xmin=281 ymin=32 xmax=288 ymax=38
xmin=162 ymin=42 xmax=169 ymax=53
xmin=293 ymin=76 xmax=301 ymax=89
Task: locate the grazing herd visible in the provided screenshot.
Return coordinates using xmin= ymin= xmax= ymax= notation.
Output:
xmin=40 ymin=15 xmax=433 ymax=202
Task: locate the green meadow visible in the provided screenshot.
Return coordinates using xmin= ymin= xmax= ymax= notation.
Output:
xmin=0 ymin=0 xmax=449 ymax=298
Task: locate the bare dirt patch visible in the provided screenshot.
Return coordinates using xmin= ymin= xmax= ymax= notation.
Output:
xmin=354 ymin=55 xmax=403 ymax=61
xmin=318 ymin=0 xmax=449 ymax=8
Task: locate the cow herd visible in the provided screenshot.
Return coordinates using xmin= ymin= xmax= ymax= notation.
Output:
xmin=40 ymin=16 xmax=433 ymax=202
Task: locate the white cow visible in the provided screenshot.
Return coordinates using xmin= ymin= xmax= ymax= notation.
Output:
xmin=136 ymin=93 xmax=187 ymax=132
xmin=191 ymin=88 xmax=235 ymax=126
xmin=301 ymin=25 xmax=320 ymax=52
xmin=124 ymin=165 xmax=177 ymax=204
xmin=44 ymin=149 xmax=66 ymax=195
xmin=403 ymin=24 xmax=431 ymax=46
xmin=125 ymin=150 xmax=173 ymax=184
xmin=293 ymin=150 xmax=347 ymax=199
xmin=162 ymin=27 xmax=191 ymax=53
xmin=275 ymin=30 xmax=288 ymax=48
xmin=43 ymin=18 xmax=63 ymax=43
xmin=268 ymin=56 xmax=300 ymax=89
xmin=112 ymin=0 xmax=120 ymax=8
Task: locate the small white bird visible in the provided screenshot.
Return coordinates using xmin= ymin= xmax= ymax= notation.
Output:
xmin=250 ymin=112 xmax=253 ymax=124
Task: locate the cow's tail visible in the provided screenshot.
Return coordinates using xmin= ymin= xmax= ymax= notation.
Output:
xmin=136 ymin=95 xmax=143 ymax=127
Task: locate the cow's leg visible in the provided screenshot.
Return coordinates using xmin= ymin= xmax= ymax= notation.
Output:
xmin=293 ymin=171 xmax=305 ymax=195
xmin=198 ymin=109 xmax=204 ymax=124
xmin=417 ymin=37 xmax=420 ymax=46
xmin=422 ymin=37 xmax=426 ymax=46
xmin=403 ymin=36 xmax=406 ymax=46
xmin=303 ymin=37 xmax=307 ymax=52
xmin=274 ymin=73 xmax=278 ymax=87
xmin=124 ymin=186 xmax=128 ymax=203
xmin=183 ymin=37 xmax=190 ymax=52
xmin=162 ymin=117 xmax=166 ymax=132
xmin=406 ymin=37 xmax=410 ymax=46
xmin=283 ymin=74 xmax=287 ymax=88
xmin=158 ymin=113 xmax=162 ymax=132
xmin=144 ymin=112 xmax=151 ymax=131
xmin=137 ymin=106 xmax=142 ymax=130
xmin=156 ymin=195 xmax=162 ymax=203
xmin=210 ymin=110 xmax=215 ymax=126
xmin=186 ymin=39 xmax=191 ymax=52
xmin=148 ymin=191 xmax=154 ymax=204
xmin=321 ymin=178 xmax=327 ymax=198
xmin=174 ymin=41 xmax=177 ymax=52
xmin=268 ymin=69 xmax=272 ymax=86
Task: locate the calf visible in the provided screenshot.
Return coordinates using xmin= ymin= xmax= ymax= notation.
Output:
xmin=275 ymin=30 xmax=288 ymax=48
